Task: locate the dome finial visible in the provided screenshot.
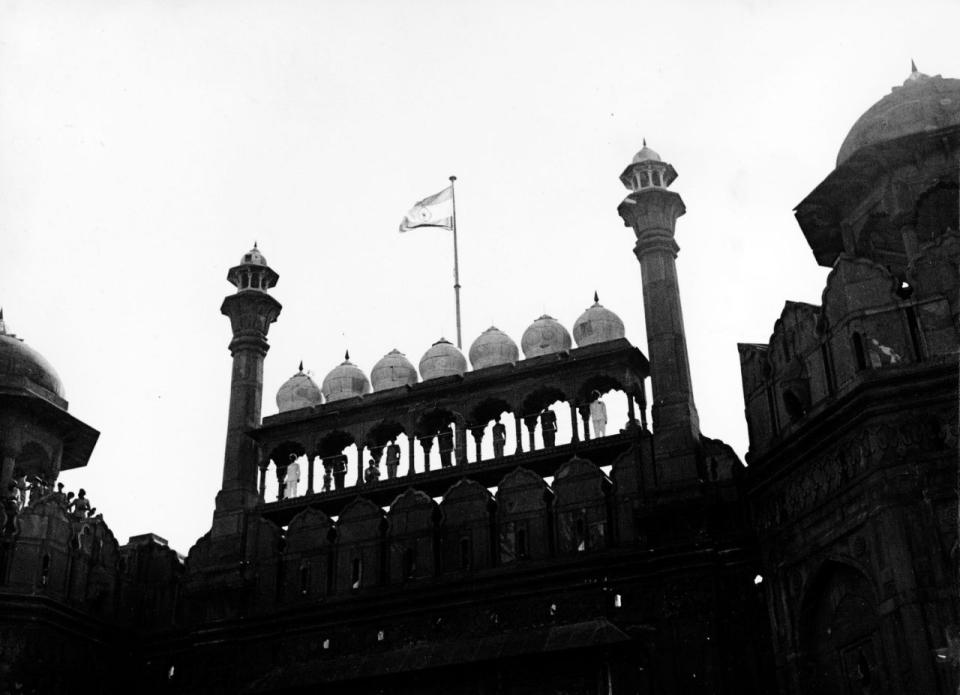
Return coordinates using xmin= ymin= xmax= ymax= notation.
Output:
xmin=642 ymin=137 xmax=646 ymax=147
xmin=593 ymin=290 xmax=599 ymax=303
xmin=911 ymin=58 xmax=918 ymax=73
xmin=344 ymin=349 xmax=350 ymax=362
xmin=298 ymin=360 xmax=304 ymax=372
xmin=253 ymin=241 xmax=258 ymax=249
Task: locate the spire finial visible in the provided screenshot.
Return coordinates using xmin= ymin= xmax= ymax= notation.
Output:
xmin=911 ymin=58 xmax=918 ymax=73
xmin=593 ymin=290 xmax=599 ymax=303
xmin=344 ymin=349 xmax=350 ymax=361
xmin=298 ymin=360 xmax=304 ymax=372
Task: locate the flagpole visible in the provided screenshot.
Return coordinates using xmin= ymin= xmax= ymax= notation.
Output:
xmin=449 ymin=175 xmax=463 ymax=349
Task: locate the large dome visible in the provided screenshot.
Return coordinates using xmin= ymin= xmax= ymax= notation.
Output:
xmin=321 ymin=352 xmax=371 ymax=402
xmin=371 ymin=349 xmax=419 ymax=391
xmin=0 ymin=332 xmax=65 ymax=399
xmin=572 ymin=295 xmax=625 ymax=347
xmin=276 ymin=363 xmax=323 ymax=412
xmin=419 ymin=338 xmax=467 ymax=380
xmin=468 ymin=327 xmax=519 ymax=370
xmin=521 ymin=315 xmax=572 ymax=358
xmin=837 ymin=66 xmax=960 ymax=166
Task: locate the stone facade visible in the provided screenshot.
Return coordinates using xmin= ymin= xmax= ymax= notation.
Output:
xmin=0 ymin=67 xmax=956 ymax=695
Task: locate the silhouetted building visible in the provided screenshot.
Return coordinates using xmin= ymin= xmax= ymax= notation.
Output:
xmin=0 ymin=66 xmax=956 ymax=695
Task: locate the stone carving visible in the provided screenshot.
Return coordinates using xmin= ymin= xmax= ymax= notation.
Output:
xmin=754 ymin=412 xmax=952 ymax=532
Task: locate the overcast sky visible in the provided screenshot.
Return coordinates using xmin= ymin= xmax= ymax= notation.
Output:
xmin=2 ymin=0 xmax=957 ymax=553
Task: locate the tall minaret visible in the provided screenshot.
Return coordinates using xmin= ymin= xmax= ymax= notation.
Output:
xmin=617 ymin=143 xmax=701 ymax=483
xmin=216 ymin=244 xmax=282 ymax=513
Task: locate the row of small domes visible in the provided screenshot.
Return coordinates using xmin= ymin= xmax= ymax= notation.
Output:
xmin=277 ymin=295 xmax=625 ymax=412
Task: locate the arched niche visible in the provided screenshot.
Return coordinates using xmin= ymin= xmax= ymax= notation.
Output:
xmin=553 ymin=457 xmax=611 ymax=554
xmin=366 ymin=420 xmax=407 ymax=449
xmin=468 ymin=397 xmax=516 ymax=427
xmin=385 ymin=488 xmax=437 ymax=583
xmin=6 ymin=499 xmax=72 ymax=595
xmin=798 ymin=561 xmax=886 ymax=695
xmin=245 ymin=516 xmax=284 ymax=614
xmin=438 ymin=479 xmax=493 ymax=574
xmin=495 ymin=467 xmax=552 ymax=563
xmin=283 ymin=507 xmax=333 ymax=602
xmin=334 ymin=497 xmax=384 ymax=593
xmin=520 ymin=385 xmax=568 ymax=417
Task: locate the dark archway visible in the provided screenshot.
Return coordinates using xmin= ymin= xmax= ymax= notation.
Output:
xmin=799 ymin=561 xmax=887 ymax=695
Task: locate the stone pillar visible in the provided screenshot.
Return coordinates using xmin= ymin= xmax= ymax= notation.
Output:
xmin=306 ymin=455 xmax=315 ymax=495
xmin=276 ymin=462 xmax=288 ymax=501
xmin=618 ymin=161 xmax=700 ymax=483
xmin=257 ymin=460 xmax=269 ymax=503
xmin=514 ymin=414 xmax=524 ymax=454
xmin=454 ymin=424 xmax=468 ymax=466
xmin=471 ymin=426 xmax=485 ymax=463
xmin=217 ymin=271 xmax=281 ymax=513
xmin=356 ymin=444 xmax=364 ymax=486
xmin=407 ymin=434 xmax=416 ymax=476
xmin=626 ymin=393 xmax=638 ymax=429
xmin=421 ymin=436 xmax=434 ymax=472
xmin=579 ymin=406 xmax=591 ymax=441
xmin=524 ymin=415 xmax=538 ymax=452
xmin=569 ymin=403 xmax=580 ymax=443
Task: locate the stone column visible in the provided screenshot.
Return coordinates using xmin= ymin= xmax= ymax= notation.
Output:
xmin=569 ymin=403 xmax=580 ymax=443
xmin=514 ymin=414 xmax=524 ymax=454
xmin=306 ymin=454 xmax=315 ymax=495
xmin=257 ymin=460 xmax=269 ymax=503
xmin=579 ymin=406 xmax=591 ymax=441
xmin=471 ymin=427 xmax=485 ymax=463
xmin=619 ymin=178 xmax=700 ymax=482
xmin=218 ymin=287 xmax=281 ymax=512
xmin=421 ymin=436 xmax=434 ymax=472
xmin=407 ymin=434 xmax=416 ymax=476
xmin=356 ymin=444 xmax=364 ymax=486
xmin=276 ymin=462 xmax=288 ymax=501
xmin=524 ymin=415 xmax=538 ymax=452
xmin=454 ymin=424 xmax=468 ymax=466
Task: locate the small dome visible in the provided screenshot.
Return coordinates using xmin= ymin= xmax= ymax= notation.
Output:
xmin=276 ymin=363 xmax=323 ymax=412
xmin=371 ymin=349 xmax=419 ymax=391
xmin=321 ymin=352 xmax=371 ymax=402
xmin=419 ymin=338 xmax=467 ymax=380
xmin=240 ymin=243 xmax=268 ymax=267
xmin=632 ymin=141 xmax=661 ymax=163
xmin=469 ymin=327 xmax=519 ymax=370
xmin=838 ymin=66 xmax=960 ymax=165
xmin=0 ymin=332 xmax=64 ymax=399
xmin=521 ymin=315 xmax=572 ymax=358
xmin=573 ymin=294 xmax=625 ymax=347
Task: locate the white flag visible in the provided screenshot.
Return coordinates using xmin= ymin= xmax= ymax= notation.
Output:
xmin=399 ymin=185 xmax=454 ymax=232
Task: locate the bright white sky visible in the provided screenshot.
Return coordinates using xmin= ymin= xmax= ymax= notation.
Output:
xmin=1 ymin=0 xmax=957 ymax=553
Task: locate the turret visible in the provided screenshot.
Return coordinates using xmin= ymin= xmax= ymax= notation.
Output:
xmin=216 ymin=244 xmax=282 ymax=512
xmin=617 ymin=143 xmax=700 ymax=483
